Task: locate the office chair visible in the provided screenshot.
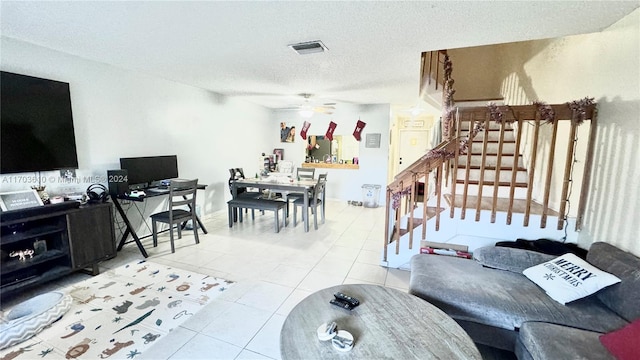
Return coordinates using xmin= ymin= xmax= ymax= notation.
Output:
xmin=293 ymin=173 xmax=327 ymax=230
xmin=151 ymin=178 xmax=200 ymax=253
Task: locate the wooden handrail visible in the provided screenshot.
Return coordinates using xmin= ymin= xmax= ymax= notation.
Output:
xmin=384 ymin=102 xmax=596 ymax=262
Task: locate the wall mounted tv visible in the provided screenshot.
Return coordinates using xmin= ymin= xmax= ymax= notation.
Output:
xmin=120 ymin=155 xmax=179 ymax=187
xmin=1 ymin=71 xmax=78 ymax=174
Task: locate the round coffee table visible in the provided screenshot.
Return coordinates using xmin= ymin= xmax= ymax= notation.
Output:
xmin=280 ymin=284 xmax=481 ymax=359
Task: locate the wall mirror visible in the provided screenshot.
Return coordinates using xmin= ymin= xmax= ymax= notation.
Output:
xmin=306 ymin=135 xmax=359 ymax=164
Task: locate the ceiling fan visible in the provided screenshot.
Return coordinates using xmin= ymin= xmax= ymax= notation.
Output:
xmin=281 ymin=93 xmax=336 ymax=117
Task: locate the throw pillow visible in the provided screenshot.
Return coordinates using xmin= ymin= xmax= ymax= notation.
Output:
xmin=599 ymin=318 xmax=640 ymax=360
xmin=522 ymin=253 xmax=621 ymax=305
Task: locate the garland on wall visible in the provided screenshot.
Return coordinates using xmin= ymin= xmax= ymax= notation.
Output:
xmin=441 ymin=53 xmax=456 ymax=141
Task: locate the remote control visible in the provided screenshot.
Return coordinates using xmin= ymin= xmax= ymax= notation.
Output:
xmin=334 ymin=292 xmax=360 ymax=307
xmin=330 ymin=298 xmax=354 ymax=310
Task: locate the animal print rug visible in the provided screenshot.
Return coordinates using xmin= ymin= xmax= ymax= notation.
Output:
xmin=0 ymin=260 xmax=234 ymax=360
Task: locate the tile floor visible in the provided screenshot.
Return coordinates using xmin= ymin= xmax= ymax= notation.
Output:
xmin=2 ymin=200 xmax=412 ymax=359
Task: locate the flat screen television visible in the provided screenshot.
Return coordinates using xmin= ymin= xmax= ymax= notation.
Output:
xmin=1 ymin=71 xmax=78 ymax=174
xmin=120 ymin=155 xmax=179 ymax=187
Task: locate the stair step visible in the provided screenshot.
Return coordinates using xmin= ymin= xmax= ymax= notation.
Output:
xmin=457 ymin=164 xmax=527 ymax=171
xmin=470 ymin=142 xmax=516 ymax=154
xmin=456 ymin=180 xmax=528 ymax=187
xmin=457 ymin=169 xmax=528 ymax=183
xmin=462 ymin=155 xmax=525 ymax=168
xmin=445 ymin=194 xmax=559 ymax=216
xmin=453 ymin=184 xmax=528 ymax=199
xmin=390 ymin=207 xmax=443 ymax=241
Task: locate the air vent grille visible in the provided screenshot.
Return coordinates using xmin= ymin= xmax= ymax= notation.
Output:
xmin=288 ymin=40 xmax=328 ymax=55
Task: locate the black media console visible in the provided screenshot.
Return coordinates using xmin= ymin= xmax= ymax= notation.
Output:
xmin=1 ymin=202 xmax=116 ymax=299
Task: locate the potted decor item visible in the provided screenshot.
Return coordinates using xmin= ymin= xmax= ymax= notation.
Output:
xmin=31 ymin=186 xmax=50 ymax=204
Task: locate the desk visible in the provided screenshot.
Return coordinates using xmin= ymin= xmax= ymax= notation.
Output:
xmin=112 ymin=185 xmax=208 ymax=258
xmin=280 ymin=284 xmax=481 ymax=359
xmin=231 ymin=178 xmax=316 ymax=232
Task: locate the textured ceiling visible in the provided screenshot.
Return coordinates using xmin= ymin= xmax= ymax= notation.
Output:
xmin=1 ymin=1 xmax=638 ymax=109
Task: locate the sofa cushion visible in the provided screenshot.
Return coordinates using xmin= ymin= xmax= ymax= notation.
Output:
xmin=587 ymin=242 xmax=640 ymax=322
xmin=409 ymin=254 xmax=628 ymax=334
xmin=599 ymin=318 xmax=640 ymax=360
xmin=522 ymin=253 xmax=621 ymax=305
xmin=516 ymin=322 xmax=615 ymax=360
xmin=473 ymin=246 xmax=555 ymax=273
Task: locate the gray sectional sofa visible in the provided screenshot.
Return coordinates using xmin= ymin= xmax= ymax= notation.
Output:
xmin=409 ymin=242 xmax=640 ymax=359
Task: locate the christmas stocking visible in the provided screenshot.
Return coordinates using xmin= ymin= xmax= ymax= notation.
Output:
xmin=300 ymin=121 xmax=311 ymax=140
xmin=325 ymin=121 xmax=337 ymax=141
xmin=353 ymin=120 xmax=366 ymax=141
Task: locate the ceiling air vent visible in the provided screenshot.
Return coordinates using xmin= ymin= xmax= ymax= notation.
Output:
xmin=288 ymin=40 xmax=328 ymax=55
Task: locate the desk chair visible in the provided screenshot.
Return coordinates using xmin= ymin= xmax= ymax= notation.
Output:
xmin=151 ymin=179 xmax=200 ymax=253
xmin=293 ymin=173 xmax=327 ymax=230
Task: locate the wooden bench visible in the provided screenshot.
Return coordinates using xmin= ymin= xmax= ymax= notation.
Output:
xmin=227 ymin=198 xmax=288 ymax=233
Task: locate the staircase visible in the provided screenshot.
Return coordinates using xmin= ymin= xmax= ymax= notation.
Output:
xmin=382 ymin=50 xmax=598 ymax=268
xmin=454 ymin=115 xmax=529 ymax=201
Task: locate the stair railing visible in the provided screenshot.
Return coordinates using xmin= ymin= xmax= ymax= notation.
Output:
xmin=384 ymin=100 xmax=597 ymax=262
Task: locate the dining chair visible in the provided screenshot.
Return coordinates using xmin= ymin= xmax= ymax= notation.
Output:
xmin=296 ymin=167 xmax=315 ymax=180
xmin=278 ymin=160 xmax=294 ymax=174
xmin=292 ymin=173 xmax=327 ymax=230
xmin=228 ymin=167 xmax=262 ymax=221
xmin=285 ymin=167 xmax=316 ymax=214
xmin=228 ymin=168 xmax=261 ymax=198
xmin=151 ymin=178 xmax=200 ymax=253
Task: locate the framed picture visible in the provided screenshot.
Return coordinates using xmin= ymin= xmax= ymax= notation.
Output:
xmin=365 ymin=133 xmax=382 ymax=148
xmin=273 ymin=148 xmax=284 ymax=162
xmin=0 ymin=189 xmax=44 ymax=211
xmin=280 ymin=122 xmax=296 ymax=143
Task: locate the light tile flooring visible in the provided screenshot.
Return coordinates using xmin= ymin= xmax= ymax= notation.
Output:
xmin=3 ymin=200 xmax=411 ymax=359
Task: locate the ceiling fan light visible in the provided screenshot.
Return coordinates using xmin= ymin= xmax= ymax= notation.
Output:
xmin=299 ymin=109 xmax=314 ymax=118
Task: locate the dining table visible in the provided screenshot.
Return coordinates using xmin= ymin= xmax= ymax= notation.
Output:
xmin=231 ymin=176 xmax=318 ymax=232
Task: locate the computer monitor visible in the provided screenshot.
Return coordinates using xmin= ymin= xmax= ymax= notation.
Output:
xmin=119 ymin=155 xmax=178 ymax=187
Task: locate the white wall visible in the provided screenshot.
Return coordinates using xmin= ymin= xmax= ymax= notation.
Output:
xmin=272 ymin=104 xmax=390 ymax=205
xmin=448 ymin=46 xmax=503 ymax=101
xmin=496 ymin=10 xmax=640 ymax=255
xmin=0 ymin=37 xmax=273 ymax=223
xmin=0 ymin=37 xmax=392 ymax=239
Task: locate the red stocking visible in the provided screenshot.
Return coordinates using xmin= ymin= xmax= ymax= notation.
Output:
xmin=325 ymin=121 xmax=337 ymax=141
xmin=353 ymin=120 xmax=366 ymax=141
xmin=300 ymin=121 xmax=311 ymax=140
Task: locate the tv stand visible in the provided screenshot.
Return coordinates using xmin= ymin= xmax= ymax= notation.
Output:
xmin=1 ymin=202 xmax=116 ymax=299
